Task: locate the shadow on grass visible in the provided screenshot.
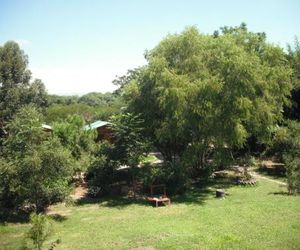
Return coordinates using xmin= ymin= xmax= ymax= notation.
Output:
xmin=255 ymin=166 xmax=286 ymax=181
xmin=75 ymin=195 xmax=151 ymax=209
xmin=0 ymin=210 xmax=30 ymax=224
xmin=48 ymin=213 xmax=68 ymax=222
xmin=76 ymin=178 xmax=237 ymax=208
xmin=0 ymin=210 xmax=68 ymax=224
xmin=172 ymin=178 xmax=237 ymax=205
xmin=268 ymin=191 xmax=299 ymax=196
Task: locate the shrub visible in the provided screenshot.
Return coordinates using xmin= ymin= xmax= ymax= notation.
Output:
xmin=53 ymin=114 xmax=96 ymax=173
xmin=281 ymin=121 xmax=300 ymax=194
xmin=86 ymin=142 xmax=117 ymax=195
xmin=0 ymin=158 xmax=18 ymax=209
xmin=23 ymin=213 xmax=53 ymax=250
xmin=284 ymin=156 xmax=300 ymax=194
xmin=141 ymin=162 xmax=190 ymax=195
xmin=1 ymin=106 xmax=73 ymax=212
xmin=283 ymin=121 xmax=300 ymax=194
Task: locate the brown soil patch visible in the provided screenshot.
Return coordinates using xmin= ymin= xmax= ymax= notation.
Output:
xmin=70 ymin=183 xmax=88 ymax=200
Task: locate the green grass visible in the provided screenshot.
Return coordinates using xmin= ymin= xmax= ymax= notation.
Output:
xmin=140 ymin=154 xmax=159 ymax=164
xmin=1 ymin=179 xmax=300 ymax=250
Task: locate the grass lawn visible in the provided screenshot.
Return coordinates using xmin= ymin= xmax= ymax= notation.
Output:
xmin=1 ymin=179 xmax=299 ymax=250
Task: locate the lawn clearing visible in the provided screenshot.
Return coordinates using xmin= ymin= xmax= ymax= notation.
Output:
xmin=1 ymin=179 xmax=299 ymax=250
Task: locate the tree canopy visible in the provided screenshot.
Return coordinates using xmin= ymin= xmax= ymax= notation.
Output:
xmin=0 ymin=41 xmax=47 ymax=129
xmin=126 ymin=25 xmax=293 ymax=167
xmin=0 ymin=106 xmax=72 ymax=211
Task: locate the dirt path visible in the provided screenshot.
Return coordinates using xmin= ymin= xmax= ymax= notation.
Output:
xmin=250 ymin=170 xmax=287 ymax=186
xmin=70 ymin=184 xmax=88 ymax=200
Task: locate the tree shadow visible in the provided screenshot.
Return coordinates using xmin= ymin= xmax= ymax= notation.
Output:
xmin=75 ymin=177 xmax=237 ymax=208
xmin=255 ymin=165 xmax=286 ymax=181
xmin=172 ymin=178 xmax=237 ymax=205
xmin=75 ymin=194 xmax=152 ymax=209
xmin=48 ymin=213 xmax=68 ymax=222
xmin=268 ymin=191 xmax=298 ymax=196
xmin=99 ymin=196 xmax=151 ymax=209
xmin=0 ymin=210 xmax=30 ymax=224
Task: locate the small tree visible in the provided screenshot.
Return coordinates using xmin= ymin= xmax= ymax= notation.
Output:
xmin=110 ymin=113 xmax=149 ymax=195
xmin=1 ymin=105 xmax=73 ymax=212
xmin=25 ymin=213 xmax=53 ymax=250
xmin=282 ymin=121 xmax=300 ymax=194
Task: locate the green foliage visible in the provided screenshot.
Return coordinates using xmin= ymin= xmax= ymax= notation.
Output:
xmin=282 ymin=121 xmax=300 ymax=194
xmin=2 ymin=104 xmax=45 ymax=158
xmin=87 ymin=113 xmax=149 ymax=195
xmin=0 ymin=158 xmax=16 ymax=209
xmin=126 ymin=24 xmax=292 ymax=173
xmin=287 ymin=38 xmax=300 ymax=89
xmin=53 ymin=114 xmax=97 ymax=173
xmin=270 ymin=120 xmax=300 ymax=193
xmin=45 ymin=86 xmax=123 ymax=126
xmin=53 ymin=115 xmax=95 ymax=161
xmin=0 ymin=41 xmax=47 ymax=127
xmin=26 ymin=79 xmax=48 ymax=108
xmin=86 ymin=142 xmax=117 ymax=194
xmin=25 ymin=213 xmax=53 ymax=250
xmin=47 ymin=94 xmax=79 ymax=105
xmin=46 ymin=92 xmax=124 ymax=122
xmin=285 ymin=156 xmax=300 ymax=194
xmin=113 ymin=68 xmax=142 ymax=95
xmin=285 ymin=38 xmax=300 ymax=120
xmin=141 ymin=162 xmax=190 ymax=195
xmin=45 ymin=103 xmax=96 ymax=122
xmin=1 ymin=106 xmax=72 ymax=212
xmin=110 ymin=113 xmax=149 ymax=167
xmin=78 ymin=92 xmax=117 ymax=106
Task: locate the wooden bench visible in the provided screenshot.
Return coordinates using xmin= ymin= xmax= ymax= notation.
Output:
xmin=147 ymin=184 xmax=171 ymax=207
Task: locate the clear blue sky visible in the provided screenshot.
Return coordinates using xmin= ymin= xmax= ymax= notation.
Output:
xmin=1 ymin=0 xmax=299 ymax=95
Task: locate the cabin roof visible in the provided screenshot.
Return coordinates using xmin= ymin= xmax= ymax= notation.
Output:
xmin=42 ymin=124 xmax=53 ymax=131
xmin=84 ymin=120 xmax=110 ymax=130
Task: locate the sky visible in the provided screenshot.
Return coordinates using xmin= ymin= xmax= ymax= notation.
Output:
xmin=0 ymin=0 xmax=299 ymax=95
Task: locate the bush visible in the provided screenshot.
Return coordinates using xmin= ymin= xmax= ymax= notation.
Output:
xmin=87 ymin=156 xmax=117 ymax=195
xmin=0 ymin=158 xmax=18 ymax=209
xmin=141 ymin=166 xmax=167 ymax=188
xmin=141 ymin=162 xmax=190 ymax=195
xmin=282 ymin=121 xmax=300 ymax=194
xmin=86 ymin=142 xmax=117 ymax=195
xmin=53 ymin=114 xmax=96 ymax=173
xmin=1 ymin=106 xmax=73 ymax=212
xmin=22 ymin=213 xmax=53 ymax=250
xmin=284 ymin=156 xmax=300 ymax=194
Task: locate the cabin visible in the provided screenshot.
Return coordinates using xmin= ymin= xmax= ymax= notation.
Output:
xmin=85 ymin=120 xmax=113 ymax=142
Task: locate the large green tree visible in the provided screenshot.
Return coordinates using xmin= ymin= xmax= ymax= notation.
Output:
xmin=126 ymin=24 xmax=293 ymax=169
xmin=285 ymin=38 xmax=300 ymax=120
xmin=0 ymin=41 xmax=47 ymax=131
xmin=0 ymin=106 xmax=72 ymax=212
